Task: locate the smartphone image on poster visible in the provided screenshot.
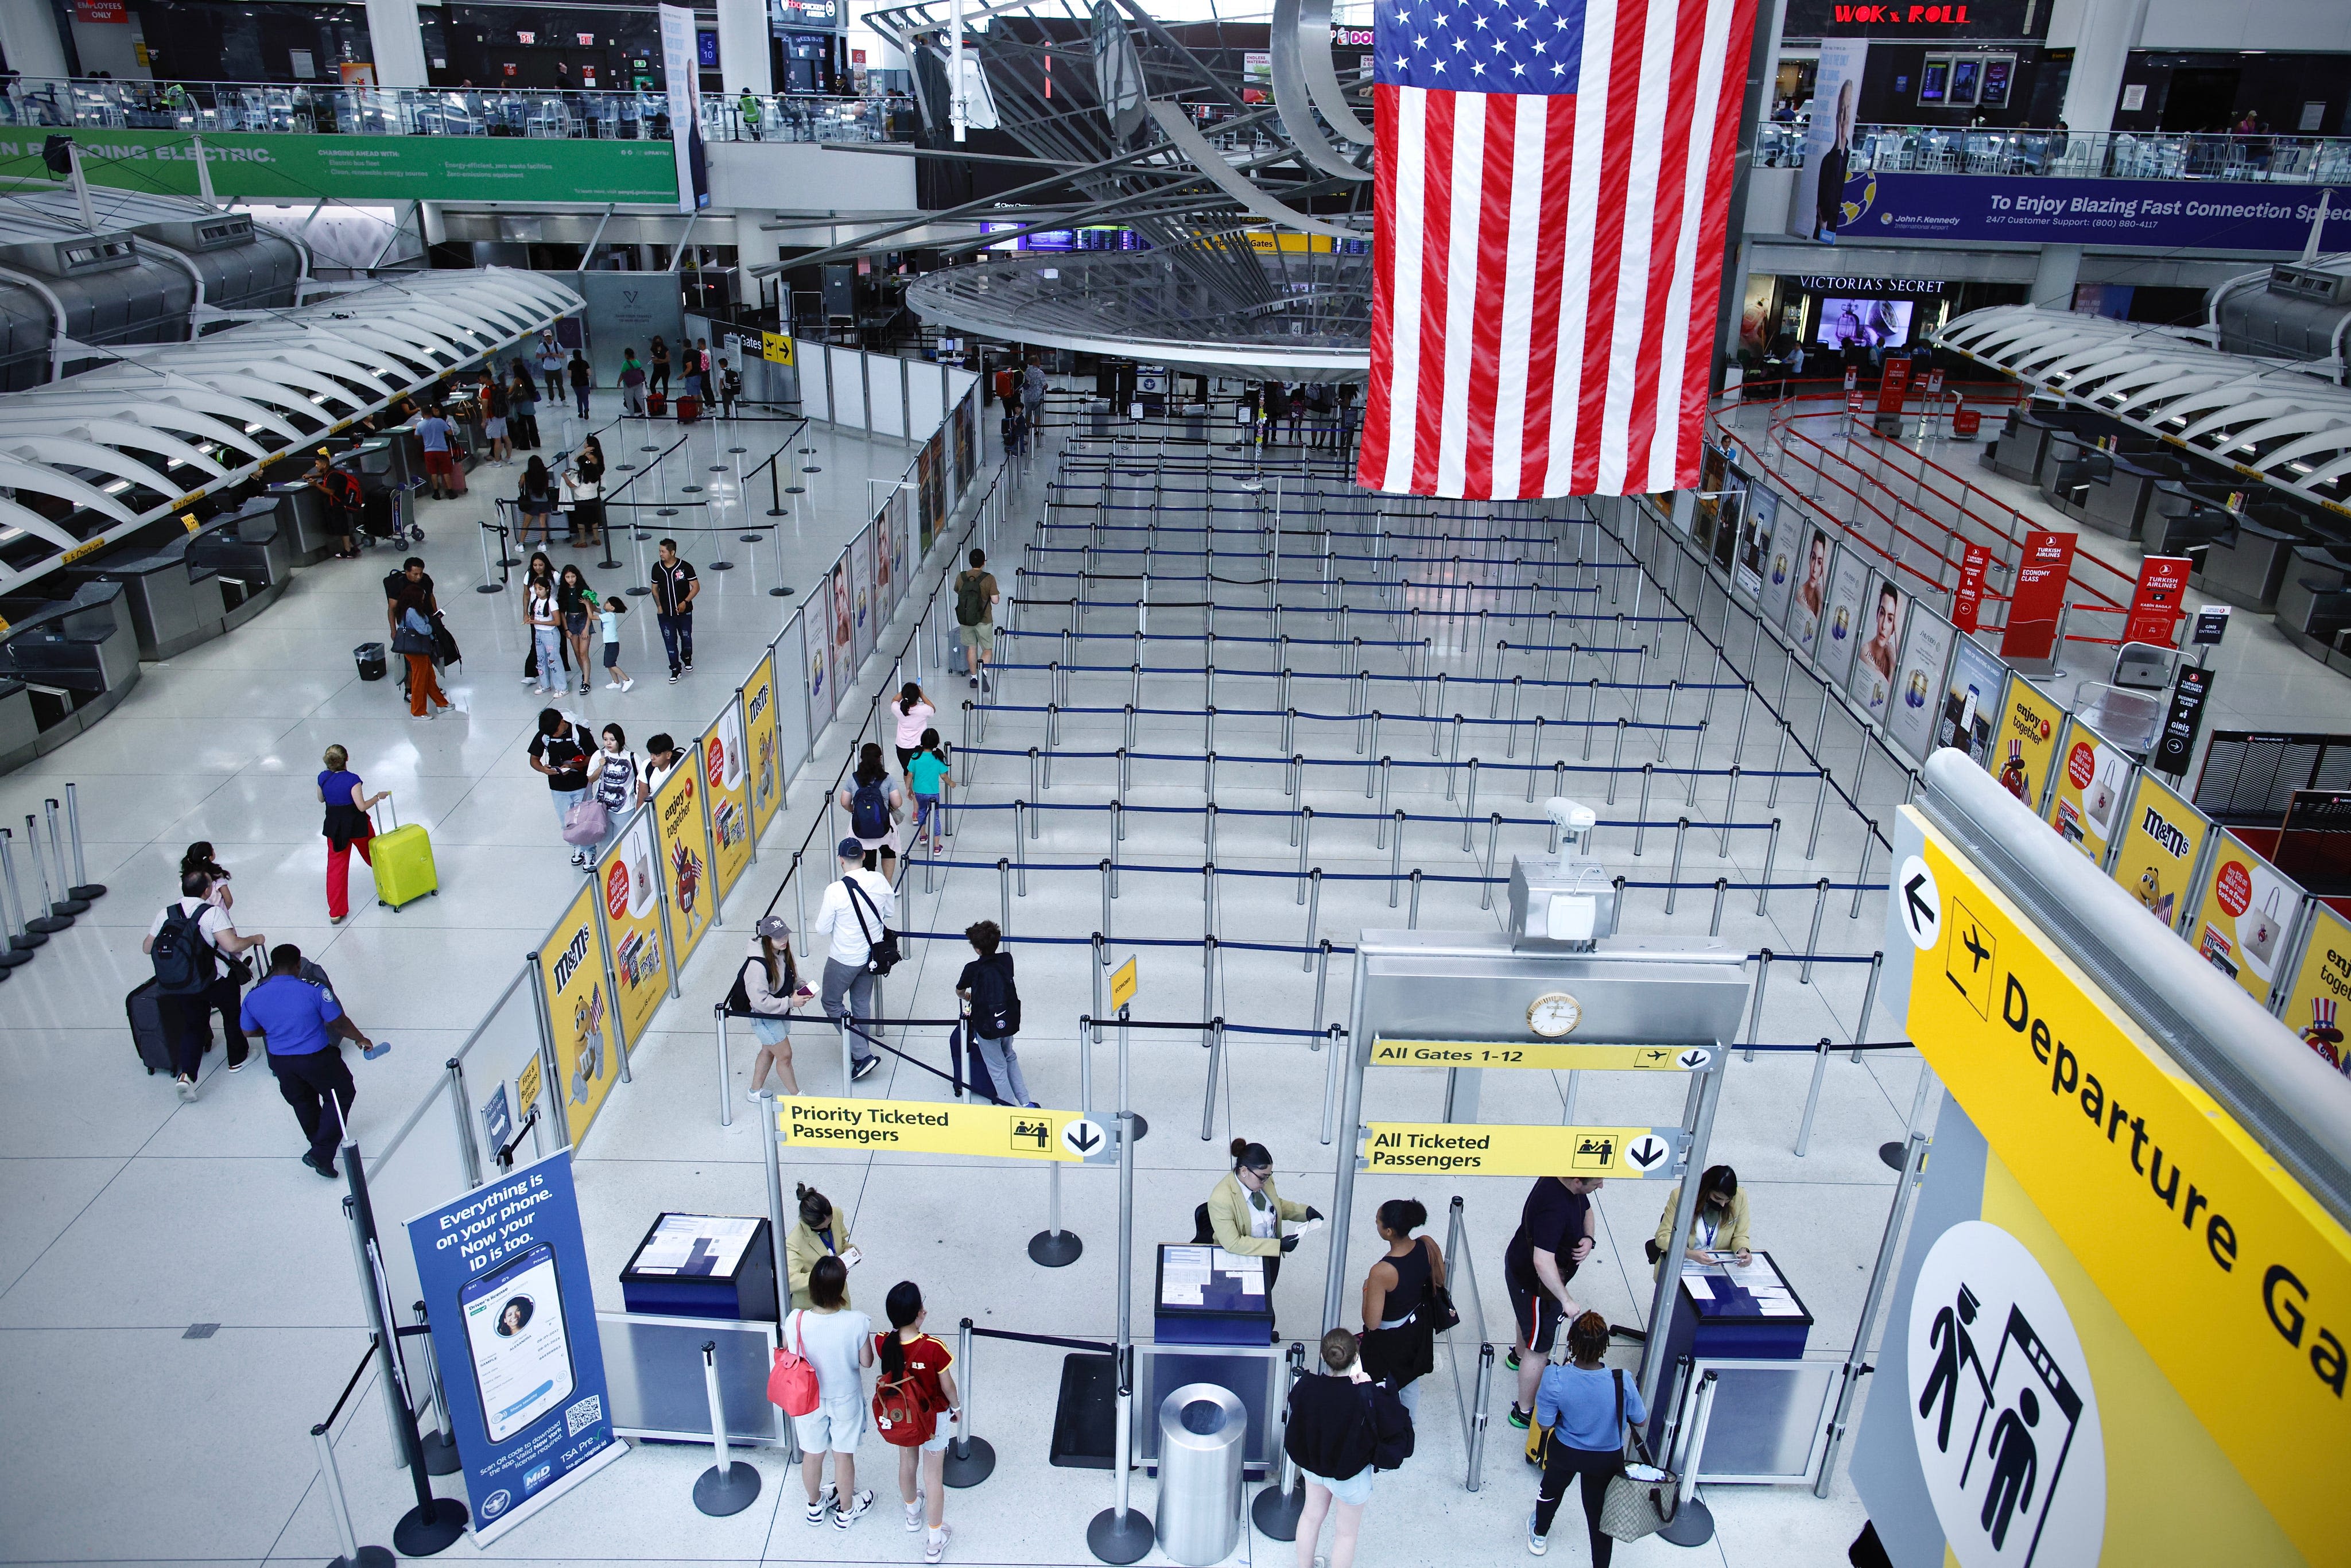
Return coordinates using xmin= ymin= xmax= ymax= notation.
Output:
xmin=460 ymin=1243 xmax=575 ymax=1443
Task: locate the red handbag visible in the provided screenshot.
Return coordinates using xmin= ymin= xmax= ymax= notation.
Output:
xmin=768 ymin=1311 xmax=821 ymax=1416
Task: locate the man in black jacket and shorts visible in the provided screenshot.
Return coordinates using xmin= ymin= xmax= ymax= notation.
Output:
xmin=1503 ymin=1174 xmax=1603 ymax=1427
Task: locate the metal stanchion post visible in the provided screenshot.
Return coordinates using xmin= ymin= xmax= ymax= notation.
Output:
xmin=692 ymin=1340 xmax=762 ymax=1515
xmin=476 ymin=519 xmax=505 ymax=593
xmin=21 ymin=817 xmax=71 ymax=930
xmin=716 ymin=1007 xmax=734 ymax=1128
xmin=1302 ymin=873 xmax=1321 ymax=968
xmin=1794 ymin=1038 xmax=1834 ymax=1157
xmin=1743 ymin=949 xmax=1774 ymax=1063
xmin=312 ymin=1420 xmax=395 ymax=1568
xmin=1852 ymin=952 xmax=1885 ymax=1061
xmin=410 ymin=1302 xmax=461 ymax=1476
xmin=943 ymin=1317 xmax=997 ymax=1485
xmin=1802 ymin=878 xmax=1830 ymax=981
xmin=1467 ymin=1341 xmax=1496 ymax=1492
xmin=61 ymin=785 xmax=103 ymax=901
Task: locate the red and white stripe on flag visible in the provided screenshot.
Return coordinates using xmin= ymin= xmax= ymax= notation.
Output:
xmin=1358 ymin=0 xmax=1755 ymax=501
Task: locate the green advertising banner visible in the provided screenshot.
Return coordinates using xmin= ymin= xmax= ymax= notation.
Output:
xmin=0 ymin=130 xmax=679 ymax=205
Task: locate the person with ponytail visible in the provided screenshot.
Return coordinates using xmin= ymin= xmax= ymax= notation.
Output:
xmin=1204 ymin=1138 xmax=1321 ymax=1342
xmin=1358 ymin=1198 xmax=1445 ymax=1413
xmin=874 ymin=1280 xmax=961 ymax=1563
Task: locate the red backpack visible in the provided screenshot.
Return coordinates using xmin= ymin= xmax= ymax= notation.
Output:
xmin=872 ymin=1337 xmax=945 ymax=1447
xmin=767 ymin=1313 xmax=821 ymax=1416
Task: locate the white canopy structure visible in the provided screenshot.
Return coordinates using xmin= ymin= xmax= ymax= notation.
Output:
xmin=0 ymin=267 xmax=583 ymax=593
xmin=1937 ymin=305 xmax=2351 ymax=518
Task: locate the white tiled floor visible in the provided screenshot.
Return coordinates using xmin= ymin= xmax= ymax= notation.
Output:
xmin=3 ymin=387 xmax=2343 ymax=1568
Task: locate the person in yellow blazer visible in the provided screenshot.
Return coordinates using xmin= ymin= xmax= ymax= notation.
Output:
xmin=1650 ymin=1165 xmax=1752 ymax=1275
xmin=1206 ymin=1138 xmax=1320 ymax=1341
xmin=787 ymin=1182 xmax=859 ymax=1310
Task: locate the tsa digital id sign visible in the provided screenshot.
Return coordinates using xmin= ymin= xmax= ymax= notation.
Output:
xmin=407 ymin=1151 xmax=626 ymax=1543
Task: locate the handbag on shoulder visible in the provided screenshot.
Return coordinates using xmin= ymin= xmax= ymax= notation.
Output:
xmin=1597 ymin=1368 xmax=1678 ymax=1542
xmin=844 ymin=877 xmax=901 ymax=976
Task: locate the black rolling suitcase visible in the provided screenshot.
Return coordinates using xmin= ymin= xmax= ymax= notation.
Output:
xmin=355 ymin=642 xmax=387 ymax=681
xmin=126 ymin=979 xmax=189 ymax=1075
xmin=948 ymin=1023 xmax=1003 ymax=1104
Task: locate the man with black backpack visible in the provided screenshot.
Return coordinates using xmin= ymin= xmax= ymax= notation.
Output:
xmin=309 ymin=449 xmax=364 ymax=559
xmin=955 ymin=919 xmax=1032 ymax=1108
xmin=142 ymin=870 xmax=267 ymax=1100
xmin=953 ymin=548 xmax=998 ymax=693
xmin=807 ymin=838 xmax=895 ymax=1084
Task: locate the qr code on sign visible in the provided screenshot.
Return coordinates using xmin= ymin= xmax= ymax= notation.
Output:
xmin=564 ymin=1394 xmax=603 ymax=1437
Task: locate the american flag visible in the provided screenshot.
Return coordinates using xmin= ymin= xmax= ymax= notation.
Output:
xmin=1357 ymin=0 xmax=1756 ymax=500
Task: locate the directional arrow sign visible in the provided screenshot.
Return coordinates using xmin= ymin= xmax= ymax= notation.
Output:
xmin=1675 ymin=1048 xmax=1713 ymax=1072
xmin=778 ymin=1097 xmax=1115 ymax=1163
xmin=1357 ymin=1122 xmax=1686 ymax=1179
xmin=1897 ymin=854 xmax=1941 ymax=951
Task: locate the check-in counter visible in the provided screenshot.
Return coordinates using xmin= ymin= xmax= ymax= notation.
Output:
xmin=2078 ymin=453 xmax=2167 ymax=540
xmin=188 ymin=500 xmax=294 ymax=630
xmin=63 ymin=533 xmax=225 ymax=661
xmin=0 ymin=677 xmax=37 ymax=774
xmin=267 ymin=479 xmax=337 ymax=565
xmin=0 ymin=580 xmax=142 ymax=753
xmin=1989 ymin=408 xmax=2053 ymax=484
xmin=2040 ymin=435 xmax=2113 ymax=523
xmin=2199 ymin=504 xmax=2307 ymax=612
xmin=2273 ymin=544 xmax=2351 ymax=662
xmin=2146 ymin=482 xmax=2237 ymax=571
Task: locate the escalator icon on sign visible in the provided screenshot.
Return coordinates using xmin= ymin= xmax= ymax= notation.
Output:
xmin=1571 ymin=1134 xmax=1616 ymax=1171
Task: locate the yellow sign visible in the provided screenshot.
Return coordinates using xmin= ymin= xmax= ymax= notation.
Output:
xmin=761 ymin=331 xmax=796 ymax=366
xmin=517 ymin=1055 xmax=543 ymax=1120
xmin=2044 ymin=716 xmax=2131 ymax=868
xmin=653 ymin=759 xmax=713 ymax=968
xmin=595 ymin=808 xmax=670 ymax=1050
xmin=1110 ymin=956 xmax=1138 ymax=1012
xmin=537 ymin=880 xmax=618 ymax=1144
xmin=1991 ymin=672 xmax=2063 ymax=814
xmin=2276 ymin=902 xmax=2351 ymax=1074
xmin=743 ymin=654 xmax=783 ymax=840
xmin=2109 ymin=771 xmax=2210 ymax=932
xmin=1358 ymin=1122 xmax=1681 ymax=1178
xmin=181 ymin=512 xmax=202 ymax=534
xmin=701 ymin=701 xmax=753 ymax=903
xmin=1900 ymin=813 xmax=2351 ymax=1563
xmin=1370 ymin=1039 xmax=1712 ymax=1072
xmin=2188 ymin=832 xmax=2299 ymax=1008
xmin=777 ymin=1096 xmax=1109 ymax=1162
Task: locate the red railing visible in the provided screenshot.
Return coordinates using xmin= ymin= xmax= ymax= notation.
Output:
xmin=1706 ymin=379 xmax=2161 ymax=657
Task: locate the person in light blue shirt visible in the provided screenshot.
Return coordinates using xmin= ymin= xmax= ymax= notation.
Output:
xmin=414 ymin=408 xmax=456 ymax=499
xmin=1527 ymin=1311 xmax=1646 ymax=1561
xmin=239 ymin=945 xmax=378 ymax=1179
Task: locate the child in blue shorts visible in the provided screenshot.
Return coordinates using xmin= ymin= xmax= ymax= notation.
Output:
xmin=600 ymin=596 xmax=634 ymax=692
xmin=907 ymin=729 xmax=952 ymax=852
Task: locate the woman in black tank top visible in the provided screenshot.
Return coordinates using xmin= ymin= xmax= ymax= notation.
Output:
xmin=1359 ymin=1199 xmax=1445 ymax=1410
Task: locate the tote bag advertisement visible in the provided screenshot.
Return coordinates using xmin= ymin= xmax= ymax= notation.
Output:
xmin=703 ymin=702 xmax=754 ymax=902
xmin=596 ymin=810 xmax=670 ymax=1050
xmin=2044 ymin=718 xmax=2129 ymax=867
xmin=2190 ymin=835 xmax=2302 ymax=1006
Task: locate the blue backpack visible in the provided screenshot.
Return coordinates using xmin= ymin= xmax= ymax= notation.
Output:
xmin=851 ymin=777 xmax=891 ymax=839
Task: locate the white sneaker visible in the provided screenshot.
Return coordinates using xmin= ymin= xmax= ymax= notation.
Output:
xmin=607 ymin=680 xmax=622 ymax=689
xmin=905 ymin=1494 xmax=925 ymax=1531
xmin=621 ymin=678 xmax=635 ymax=692
xmin=925 ymin=1525 xmax=952 ymax=1563
xmin=747 ymin=1088 xmax=771 ymax=1104
xmin=833 ymin=1489 xmax=874 ymax=1530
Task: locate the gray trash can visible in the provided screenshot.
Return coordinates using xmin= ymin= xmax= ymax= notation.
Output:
xmin=1155 ymin=1383 xmax=1247 ymax=1566
xmin=1087 ymin=399 xmax=1113 ymax=438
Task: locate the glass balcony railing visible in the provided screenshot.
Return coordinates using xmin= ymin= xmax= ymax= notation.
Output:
xmin=0 ymin=77 xmax=916 ymax=146
xmin=1755 ymin=121 xmax=2351 ymax=184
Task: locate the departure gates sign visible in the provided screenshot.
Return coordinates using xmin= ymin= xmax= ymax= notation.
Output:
xmin=1894 ymin=810 xmax=2351 ymax=1563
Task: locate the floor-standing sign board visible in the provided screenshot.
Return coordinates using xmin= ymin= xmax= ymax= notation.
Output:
xmin=405 ymin=1151 xmax=627 ymax=1544
xmin=1859 ymin=802 xmax=2351 ymax=1567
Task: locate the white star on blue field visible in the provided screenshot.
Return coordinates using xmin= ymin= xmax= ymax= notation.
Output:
xmin=1375 ymin=0 xmax=1586 ymax=92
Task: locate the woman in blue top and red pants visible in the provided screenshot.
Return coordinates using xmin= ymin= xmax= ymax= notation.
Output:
xmin=1528 ymin=1311 xmax=1646 ymax=1561
xmin=318 ymin=746 xmax=388 ymax=923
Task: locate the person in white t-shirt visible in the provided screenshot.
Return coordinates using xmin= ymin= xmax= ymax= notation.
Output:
xmin=142 ymin=869 xmax=267 ymax=1099
xmin=789 ymin=1255 xmax=876 ymax=1529
xmin=808 ymin=838 xmax=894 ymax=1082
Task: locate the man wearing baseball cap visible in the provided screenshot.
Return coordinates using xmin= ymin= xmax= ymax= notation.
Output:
xmin=806 ymin=839 xmax=895 ymax=1083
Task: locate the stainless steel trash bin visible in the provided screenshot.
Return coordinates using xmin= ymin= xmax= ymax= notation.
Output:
xmin=1155 ymin=1383 xmax=1246 ymax=1566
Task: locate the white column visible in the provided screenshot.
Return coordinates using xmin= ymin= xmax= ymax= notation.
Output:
xmin=363 ymin=0 xmax=430 ymax=89
xmin=2031 ymin=244 xmax=2082 ymax=311
xmin=716 ymin=0 xmax=772 ymax=96
xmin=0 ymin=4 xmax=70 ymax=81
xmin=2043 ymin=0 xmax=2150 ymax=135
